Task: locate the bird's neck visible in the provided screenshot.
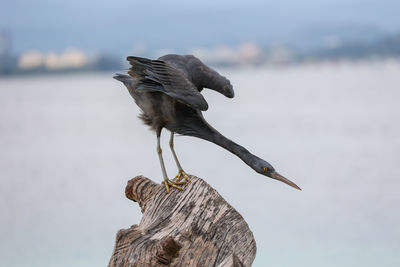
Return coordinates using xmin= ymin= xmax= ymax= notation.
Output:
xmin=183 ymin=114 xmax=259 ymax=170
xmin=210 ymin=131 xmax=258 ymax=170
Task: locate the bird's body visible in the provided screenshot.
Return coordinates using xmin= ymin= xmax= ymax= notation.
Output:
xmin=115 ymin=54 xmax=300 ymax=192
xmin=116 ymin=55 xmax=231 ymax=136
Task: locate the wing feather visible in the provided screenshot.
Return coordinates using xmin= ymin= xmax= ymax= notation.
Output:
xmin=127 ymin=56 xmax=208 ymax=111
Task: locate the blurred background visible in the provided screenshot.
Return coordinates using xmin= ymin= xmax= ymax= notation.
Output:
xmin=1 ymin=0 xmax=399 ymax=266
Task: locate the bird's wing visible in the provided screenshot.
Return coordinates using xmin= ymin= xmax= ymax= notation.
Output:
xmin=127 ymin=56 xmax=208 ymax=111
xmin=181 ymin=55 xmax=235 ymax=98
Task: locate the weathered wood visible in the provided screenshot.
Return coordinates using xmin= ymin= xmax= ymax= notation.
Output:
xmin=109 ymin=175 xmax=257 ymax=267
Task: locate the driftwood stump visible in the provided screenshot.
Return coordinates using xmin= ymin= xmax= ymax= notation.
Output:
xmin=109 ymin=175 xmax=257 ymax=267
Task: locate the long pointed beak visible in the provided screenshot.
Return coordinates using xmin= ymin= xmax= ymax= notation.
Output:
xmin=269 ymin=172 xmax=301 ymax=190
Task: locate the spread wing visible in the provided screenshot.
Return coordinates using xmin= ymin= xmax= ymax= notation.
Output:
xmin=127 ymin=56 xmax=208 ymax=111
xmin=159 ymin=54 xmax=234 ymax=99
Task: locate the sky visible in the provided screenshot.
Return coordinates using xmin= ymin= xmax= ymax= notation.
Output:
xmin=1 ymin=0 xmax=400 ymax=54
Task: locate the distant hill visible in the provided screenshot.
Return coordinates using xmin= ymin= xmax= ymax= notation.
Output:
xmin=305 ymin=32 xmax=400 ymax=59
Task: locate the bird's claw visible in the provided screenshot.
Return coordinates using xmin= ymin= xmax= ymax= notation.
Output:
xmin=162 ymin=178 xmax=184 ymax=193
xmin=174 ymin=169 xmax=191 ymax=184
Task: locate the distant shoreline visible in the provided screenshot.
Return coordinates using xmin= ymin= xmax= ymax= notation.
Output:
xmin=1 ymin=57 xmax=400 ymax=78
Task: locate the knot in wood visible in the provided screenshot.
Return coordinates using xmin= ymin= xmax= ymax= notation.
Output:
xmin=154 ymin=236 xmax=182 ymax=265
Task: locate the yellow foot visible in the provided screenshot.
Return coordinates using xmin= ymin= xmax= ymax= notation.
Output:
xmin=162 ymin=178 xmax=184 ymax=193
xmin=174 ymin=170 xmax=191 ymax=184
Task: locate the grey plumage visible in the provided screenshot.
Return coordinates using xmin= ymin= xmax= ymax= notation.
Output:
xmin=114 ymin=54 xmax=300 ymax=191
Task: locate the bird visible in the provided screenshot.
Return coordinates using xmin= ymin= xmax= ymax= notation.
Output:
xmin=114 ymin=54 xmax=301 ymax=193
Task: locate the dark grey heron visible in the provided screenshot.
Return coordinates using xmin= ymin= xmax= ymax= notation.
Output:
xmin=114 ymin=54 xmax=301 ymax=193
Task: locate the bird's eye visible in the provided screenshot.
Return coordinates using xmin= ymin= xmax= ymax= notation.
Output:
xmin=263 ymin=167 xmax=268 ymax=172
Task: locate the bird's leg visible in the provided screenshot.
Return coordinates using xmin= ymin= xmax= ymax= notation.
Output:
xmin=169 ymin=132 xmax=191 ymax=184
xmin=156 ymin=132 xmax=184 ymax=193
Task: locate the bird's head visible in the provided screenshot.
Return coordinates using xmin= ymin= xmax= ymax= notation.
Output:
xmin=253 ymin=159 xmax=301 ymax=190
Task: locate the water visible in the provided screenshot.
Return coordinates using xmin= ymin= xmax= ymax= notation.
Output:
xmin=1 ymin=61 xmax=399 ymax=266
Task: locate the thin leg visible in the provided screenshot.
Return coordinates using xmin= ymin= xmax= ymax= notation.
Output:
xmin=169 ymin=132 xmax=183 ymax=170
xmin=156 ymin=130 xmax=183 ymax=193
xmin=157 ymin=133 xmax=168 ymax=181
xmin=169 ymin=132 xmax=191 ymax=184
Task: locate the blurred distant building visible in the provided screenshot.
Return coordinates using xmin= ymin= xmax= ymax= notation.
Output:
xmin=323 ymin=35 xmax=343 ymax=50
xmin=266 ymin=45 xmax=295 ymax=64
xmin=305 ymin=31 xmax=400 ymax=60
xmin=0 ymin=29 xmax=11 ymax=57
xmin=189 ymin=42 xmax=264 ymax=66
xmin=44 ymin=49 xmax=87 ymax=70
xmin=18 ymin=50 xmax=44 ymax=69
xmin=0 ymin=29 xmax=17 ymax=75
xmin=17 ymin=48 xmax=88 ymax=70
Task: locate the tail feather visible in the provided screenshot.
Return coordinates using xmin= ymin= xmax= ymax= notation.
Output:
xmin=113 ymin=73 xmax=131 ymax=82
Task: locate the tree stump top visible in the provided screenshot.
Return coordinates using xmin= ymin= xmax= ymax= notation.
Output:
xmin=109 ymin=175 xmax=257 ymax=267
